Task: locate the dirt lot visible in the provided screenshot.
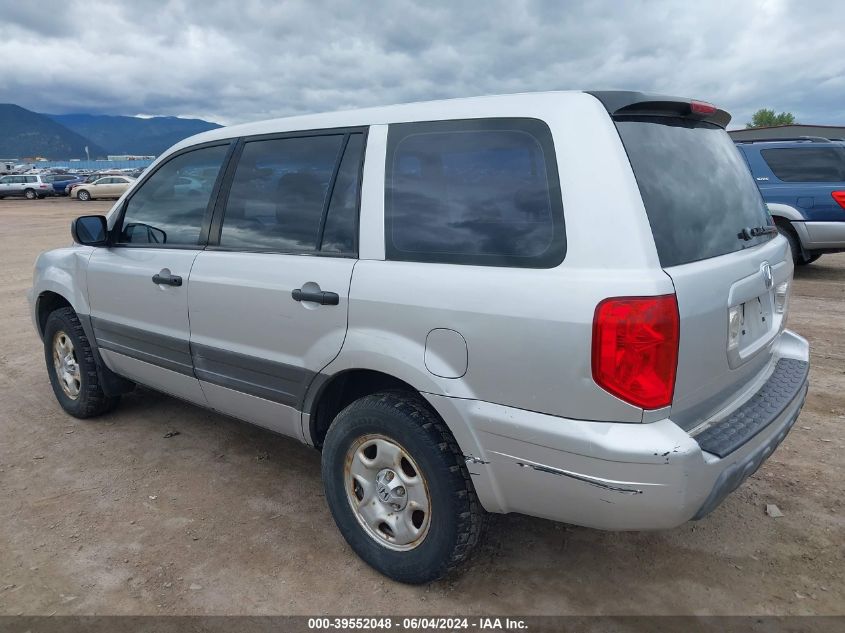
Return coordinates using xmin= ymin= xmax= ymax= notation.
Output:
xmin=0 ymin=197 xmax=842 ymax=616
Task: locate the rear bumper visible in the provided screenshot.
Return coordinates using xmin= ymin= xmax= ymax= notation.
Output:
xmin=425 ymin=330 xmax=810 ymax=530
xmin=792 ymin=220 xmax=845 ymax=250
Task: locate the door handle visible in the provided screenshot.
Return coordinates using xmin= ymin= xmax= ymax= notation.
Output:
xmin=292 ymin=288 xmax=339 ymax=305
xmin=152 ymin=270 xmax=182 ymax=286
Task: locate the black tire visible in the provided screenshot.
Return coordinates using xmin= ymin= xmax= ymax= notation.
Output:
xmin=322 ymin=391 xmax=485 ymax=584
xmin=76 ymin=189 xmax=91 ymax=201
xmin=24 ymin=188 xmax=36 ymax=200
xmin=43 ymin=307 xmax=119 ymax=418
xmin=798 ymin=253 xmax=821 ymax=266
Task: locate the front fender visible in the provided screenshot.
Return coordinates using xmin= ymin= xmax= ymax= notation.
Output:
xmin=30 ymin=246 xmax=94 ymax=337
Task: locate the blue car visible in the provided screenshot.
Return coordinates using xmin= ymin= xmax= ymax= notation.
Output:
xmin=736 ymin=137 xmax=845 ymax=265
xmin=43 ymin=174 xmax=86 ymax=196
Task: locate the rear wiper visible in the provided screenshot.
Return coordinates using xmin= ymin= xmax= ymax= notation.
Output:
xmin=737 ymin=225 xmax=777 ymax=241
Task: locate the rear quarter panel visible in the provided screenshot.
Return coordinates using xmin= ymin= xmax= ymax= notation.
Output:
xmin=331 ymin=92 xmax=674 ymax=422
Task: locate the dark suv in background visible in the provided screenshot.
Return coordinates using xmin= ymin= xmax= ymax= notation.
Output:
xmin=736 ymin=137 xmax=845 ymax=265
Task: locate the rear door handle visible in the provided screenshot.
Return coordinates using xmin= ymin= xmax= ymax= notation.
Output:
xmin=152 ymin=270 xmax=182 ymax=286
xmin=292 ymin=288 xmax=339 ymax=305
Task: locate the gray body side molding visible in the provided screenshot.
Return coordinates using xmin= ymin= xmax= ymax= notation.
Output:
xmin=89 ymin=317 xmax=316 ymax=409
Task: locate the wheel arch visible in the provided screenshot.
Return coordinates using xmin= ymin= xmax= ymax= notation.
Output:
xmin=305 ymin=363 xmax=498 ymax=516
xmin=305 ymin=368 xmax=422 ymax=449
xmin=35 ymin=291 xmax=74 ymax=339
xmin=767 ymin=202 xmax=805 ymax=222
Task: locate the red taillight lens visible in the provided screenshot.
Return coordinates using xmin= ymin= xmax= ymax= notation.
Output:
xmin=832 ymin=191 xmax=845 ymax=209
xmin=592 ymin=295 xmax=680 ymax=410
xmin=690 ymin=100 xmax=717 ymax=115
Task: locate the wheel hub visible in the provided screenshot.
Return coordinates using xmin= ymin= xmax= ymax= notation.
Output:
xmin=344 ymin=434 xmax=432 ymax=551
xmin=52 ymin=331 xmax=81 ymax=400
xmin=375 ymin=468 xmax=408 ymax=511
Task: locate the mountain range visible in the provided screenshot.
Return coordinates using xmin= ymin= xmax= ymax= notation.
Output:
xmin=0 ymin=103 xmax=221 ymax=159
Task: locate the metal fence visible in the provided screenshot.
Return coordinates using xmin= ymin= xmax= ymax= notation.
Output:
xmin=23 ymin=159 xmax=155 ymax=171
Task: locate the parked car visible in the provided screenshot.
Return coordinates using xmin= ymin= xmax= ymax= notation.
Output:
xmin=43 ymin=174 xmax=85 ymax=196
xmin=66 ymin=173 xmax=116 ymax=197
xmin=71 ymin=176 xmax=135 ymax=201
xmin=736 ymin=137 xmax=845 ymax=265
xmin=29 ymin=91 xmax=809 ymax=584
xmin=0 ymin=174 xmax=54 ymax=199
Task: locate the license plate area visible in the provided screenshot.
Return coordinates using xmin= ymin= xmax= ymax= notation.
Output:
xmin=728 ymin=291 xmax=776 ymax=368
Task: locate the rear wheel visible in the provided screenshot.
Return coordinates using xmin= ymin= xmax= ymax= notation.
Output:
xmin=76 ymin=189 xmax=91 ymax=201
xmin=24 ymin=188 xmax=36 ymax=200
xmin=321 ymin=391 xmax=485 ymax=584
xmin=43 ymin=307 xmax=119 ymax=418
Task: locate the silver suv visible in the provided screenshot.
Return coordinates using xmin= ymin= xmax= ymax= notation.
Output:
xmin=29 ymin=91 xmax=810 ymax=584
xmin=0 ymin=174 xmax=54 ymax=199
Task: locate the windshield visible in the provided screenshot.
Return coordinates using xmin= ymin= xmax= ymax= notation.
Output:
xmin=616 ymin=117 xmax=773 ymax=268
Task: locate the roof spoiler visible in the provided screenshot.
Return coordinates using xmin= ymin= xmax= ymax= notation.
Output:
xmin=586 ymin=91 xmax=731 ymax=129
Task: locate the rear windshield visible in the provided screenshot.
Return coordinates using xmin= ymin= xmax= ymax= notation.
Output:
xmin=760 ymin=146 xmax=845 ymax=182
xmin=616 ymin=118 xmax=773 ymax=268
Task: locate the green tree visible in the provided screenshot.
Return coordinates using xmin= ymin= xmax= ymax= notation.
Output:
xmin=746 ymin=108 xmax=797 ymax=128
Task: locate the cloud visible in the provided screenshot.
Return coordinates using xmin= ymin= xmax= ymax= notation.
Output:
xmin=0 ymin=0 xmax=842 ymax=127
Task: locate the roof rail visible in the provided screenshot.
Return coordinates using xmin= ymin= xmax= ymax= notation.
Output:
xmin=734 ymin=136 xmax=832 ymax=144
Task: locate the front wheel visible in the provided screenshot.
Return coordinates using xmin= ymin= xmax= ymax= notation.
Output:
xmin=322 ymin=391 xmax=485 ymax=584
xmin=43 ymin=307 xmax=119 ymax=418
xmin=76 ymin=189 xmax=91 ymax=201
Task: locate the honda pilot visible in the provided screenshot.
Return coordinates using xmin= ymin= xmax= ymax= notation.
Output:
xmin=29 ymin=91 xmax=810 ymax=584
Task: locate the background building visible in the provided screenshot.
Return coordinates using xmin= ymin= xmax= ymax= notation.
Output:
xmin=729 ymin=124 xmax=845 ymax=141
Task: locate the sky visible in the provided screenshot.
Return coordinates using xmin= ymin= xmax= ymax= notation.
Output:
xmin=1 ymin=0 xmax=843 ymax=129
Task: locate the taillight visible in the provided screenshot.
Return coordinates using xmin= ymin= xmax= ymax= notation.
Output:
xmin=592 ymin=295 xmax=680 ymax=410
xmin=832 ymin=191 xmax=845 ymax=209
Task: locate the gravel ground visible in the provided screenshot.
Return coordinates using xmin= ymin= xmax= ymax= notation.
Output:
xmin=0 ymin=198 xmax=842 ymax=616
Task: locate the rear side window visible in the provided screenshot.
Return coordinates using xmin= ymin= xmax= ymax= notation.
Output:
xmin=218 ymin=134 xmax=351 ymax=252
xmin=118 ymin=144 xmax=228 ymax=246
xmin=385 ymin=118 xmax=565 ymax=268
xmin=616 ymin=118 xmax=773 ymax=268
xmin=760 ymin=147 xmax=845 ymax=182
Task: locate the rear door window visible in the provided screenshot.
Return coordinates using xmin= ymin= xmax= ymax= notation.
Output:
xmin=760 ymin=147 xmax=845 ymax=182
xmin=321 ymin=133 xmax=365 ymax=254
xmin=218 ymin=132 xmax=363 ymax=254
xmin=385 ymin=118 xmax=565 ymax=268
xmin=615 ymin=118 xmax=773 ymax=268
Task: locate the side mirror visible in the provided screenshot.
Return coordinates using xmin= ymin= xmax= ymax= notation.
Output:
xmin=71 ymin=215 xmax=109 ymax=246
